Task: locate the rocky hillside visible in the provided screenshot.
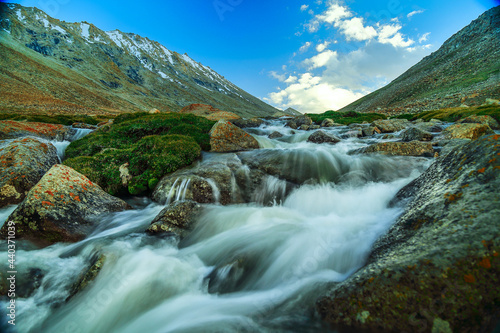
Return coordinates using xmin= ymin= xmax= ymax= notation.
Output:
xmin=339 ymin=6 xmax=500 ymax=116
xmin=0 ymin=3 xmax=278 ymax=118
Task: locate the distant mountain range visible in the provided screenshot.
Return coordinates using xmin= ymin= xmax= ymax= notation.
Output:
xmin=0 ymin=3 xmax=279 ymax=118
xmin=339 ymin=6 xmax=500 ymax=116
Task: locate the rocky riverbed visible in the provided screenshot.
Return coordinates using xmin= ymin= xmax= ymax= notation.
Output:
xmin=0 ymin=114 xmax=498 ymax=332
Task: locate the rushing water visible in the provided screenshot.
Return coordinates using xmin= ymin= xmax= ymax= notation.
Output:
xmin=0 ymin=119 xmax=431 ymax=332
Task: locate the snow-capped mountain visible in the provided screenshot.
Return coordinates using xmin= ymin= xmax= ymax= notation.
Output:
xmin=0 ymin=3 xmax=278 ymax=117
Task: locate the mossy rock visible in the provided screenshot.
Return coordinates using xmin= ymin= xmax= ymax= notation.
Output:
xmin=308 ymin=110 xmax=386 ymax=126
xmin=65 ymin=134 xmax=202 ymax=196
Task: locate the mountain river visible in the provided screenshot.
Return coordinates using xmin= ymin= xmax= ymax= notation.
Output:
xmin=0 ymin=120 xmax=431 ymax=332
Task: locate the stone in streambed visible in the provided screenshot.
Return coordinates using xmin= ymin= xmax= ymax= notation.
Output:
xmin=443 ymin=123 xmax=494 ymax=140
xmin=0 ymin=164 xmax=130 ymax=246
xmin=351 ymin=141 xmax=434 ymax=157
xmin=146 ymin=200 xmax=203 ymax=238
xmin=401 ymin=127 xmax=433 ymax=142
xmin=209 ymin=120 xmax=260 ymax=152
xmin=307 ymin=130 xmax=341 ymax=144
xmin=317 ymin=134 xmax=500 ymax=333
xmin=371 ymin=119 xmax=410 ymax=133
xmin=0 ymin=120 xmax=73 ymax=140
xmin=0 ymin=138 xmax=59 ymax=208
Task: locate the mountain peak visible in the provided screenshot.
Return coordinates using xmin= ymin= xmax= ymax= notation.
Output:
xmin=0 ymin=3 xmax=278 ymax=117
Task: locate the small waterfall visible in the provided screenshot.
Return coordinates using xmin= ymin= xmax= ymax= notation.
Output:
xmin=71 ymin=128 xmax=94 ymax=141
xmin=50 ymin=127 xmax=94 ymax=161
xmin=252 ymin=175 xmax=289 ymax=206
xmin=166 ymin=178 xmax=192 ymax=204
xmin=205 ymin=178 xmax=221 ymax=204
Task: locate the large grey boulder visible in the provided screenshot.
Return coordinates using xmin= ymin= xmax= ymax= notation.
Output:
xmin=317 ymin=134 xmax=500 ymax=332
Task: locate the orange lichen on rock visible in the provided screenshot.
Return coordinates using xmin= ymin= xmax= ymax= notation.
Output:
xmin=464 ymin=274 xmax=476 ymax=283
xmin=478 ymin=257 xmax=491 ymax=269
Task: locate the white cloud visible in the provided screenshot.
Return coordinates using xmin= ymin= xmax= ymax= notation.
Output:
xmin=267 ymin=1 xmax=434 ymax=113
xmin=299 ymin=41 xmax=312 ymax=53
xmin=377 ymin=24 xmax=414 ymax=48
xmin=316 ymin=41 xmax=331 ymax=52
xmin=407 ymin=10 xmax=425 ymax=18
xmin=335 ymin=17 xmax=377 ymax=41
xmin=300 ymin=4 xmax=309 ymax=11
xmin=305 ymin=50 xmax=337 ymax=69
xmin=419 ymin=32 xmax=430 ymax=43
xmin=269 ymin=71 xmax=287 ymax=82
xmin=265 ymin=73 xmax=364 ymax=113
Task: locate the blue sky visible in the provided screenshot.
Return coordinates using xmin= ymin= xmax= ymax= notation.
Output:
xmin=7 ymin=0 xmax=500 ymax=113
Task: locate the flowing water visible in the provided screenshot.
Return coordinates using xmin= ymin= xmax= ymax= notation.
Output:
xmin=0 ymin=119 xmax=432 ymax=332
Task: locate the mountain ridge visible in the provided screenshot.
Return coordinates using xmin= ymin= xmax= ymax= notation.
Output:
xmin=338 ymin=6 xmax=500 ymax=116
xmin=0 ymin=3 xmax=279 ymax=118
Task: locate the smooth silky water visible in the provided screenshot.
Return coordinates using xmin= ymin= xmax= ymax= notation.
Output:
xmin=0 ymin=119 xmax=431 ymax=332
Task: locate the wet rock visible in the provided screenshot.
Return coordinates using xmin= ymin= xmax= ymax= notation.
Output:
xmin=317 ymin=134 xmax=500 ymax=333
xmin=0 ymin=120 xmax=72 ymax=140
xmin=415 ymin=121 xmax=444 ymax=133
xmin=401 ymin=127 xmax=433 ymax=142
xmin=268 ymin=131 xmax=283 ymax=139
xmin=146 ymin=200 xmax=203 ymax=238
xmin=207 ymin=258 xmax=247 ymax=294
xmin=435 ymin=139 xmax=471 ymax=159
xmin=310 ymin=125 xmax=320 ymax=130
xmin=320 ymin=118 xmax=334 ymax=127
xmin=443 ymin=123 xmax=494 ymax=140
xmin=209 ymin=120 xmax=260 ymax=152
xmin=67 ymin=253 xmax=106 ymax=301
xmin=342 ymin=129 xmax=363 ymax=138
xmin=458 ymin=115 xmax=499 ymax=130
xmin=231 ymin=118 xmax=264 ymax=128
xmin=307 ymin=130 xmax=341 ymax=144
xmin=372 ymin=119 xmax=410 ymax=133
xmin=351 ymin=141 xmax=434 ymax=157
xmin=362 ymin=126 xmax=381 ymax=137
xmin=0 ymin=138 xmax=59 ymax=208
xmin=286 ymin=115 xmax=312 ymax=129
xmin=299 ymin=125 xmax=310 ymax=131
xmin=0 ymin=165 xmax=130 ymax=246
xmin=153 ymin=154 xmax=245 ymax=205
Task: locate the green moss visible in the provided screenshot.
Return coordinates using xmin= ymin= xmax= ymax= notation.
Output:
xmin=415 ymin=104 xmax=500 ymax=123
xmin=65 ymin=132 xmax=202 ymax=195
xmin=307 ymin=110 xmax=387 ymax=125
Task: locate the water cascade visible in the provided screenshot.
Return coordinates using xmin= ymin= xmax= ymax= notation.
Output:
xmin=0 ymin=118 xmax=432 ymax=333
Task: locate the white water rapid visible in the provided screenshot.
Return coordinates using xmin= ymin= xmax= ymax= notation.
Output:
xmin=0 ymin=119 xmax=431 ymax=333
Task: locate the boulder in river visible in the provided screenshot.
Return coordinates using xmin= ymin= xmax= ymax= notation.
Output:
xmin=371 ymin=119 xmax=410 ymax=133
xmin=286 ymin=115 xmax=313 ymax=129
xmin=351 ymin=141 xmax=434 ymax=157
xmin=268 ymin=131 xmax=283 ymax=139
xmin=401 ymin=127 xmax=433 ymax=142
xmin=443 ymin=123 xmax=494 ymax=140
xmin=457 ymin=114 xmax=499 ymax=130
xmin=0 ymin=138 xmax=59 ymax=208
xmin=209 ymin=120 xmax=260 ymax=152
xmin=307 ymin=130 xmax=341 ymax=144
xmin=317 ymin=134 xmax=500 ymax=333
xmin=231 ymin=118 xmax=264 ymax=128
xmin=146 ymin=200 xmax=203 ymax=238
xmin=0 ymin=120 xmax=72 ymax=140
xmin=0 ymin=164 xmax=130 ymax=246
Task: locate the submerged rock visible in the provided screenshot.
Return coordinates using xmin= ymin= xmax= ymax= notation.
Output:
xmin=317 ymin=134 xmax=500 ymax=332
xmin=0 ymin=165 xmax=130 ymax=246
xmin=67 ymin=253 xmax=106 ymax=301
xmin=209 ymin=120 xmax=260 ymax=152
xmin=0 ymin=138 xmax=59 ymax=208
xmin=146 ymin=200 xmax=203 ymax=238
xmin=443 ymin=123 xmax=494 ymax=140
xmin=351 ymin=141 xmax=434 ymax=157
xmin=307 ymin=130 xmax=341 ymax=144
xmin=268 ymin=131 xmax=283 ymax=139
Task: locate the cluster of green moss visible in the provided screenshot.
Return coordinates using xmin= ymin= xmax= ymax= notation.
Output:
xmin=392 ymin=104 xmax=500 ymax=123
xmin=0 ymin=113 xmax=107 ymax=125
xmin=64 ymin=113 xmax=214 ymax=195
xmin=307 ymin=110 xmax=387 ymax=125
